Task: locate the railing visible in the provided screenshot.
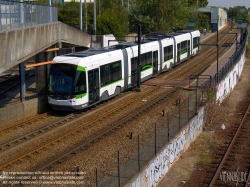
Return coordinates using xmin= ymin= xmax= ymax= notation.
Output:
xmin=0 ymin=0 xmax=58 ymax=32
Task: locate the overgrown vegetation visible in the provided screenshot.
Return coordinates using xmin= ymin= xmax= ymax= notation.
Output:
xmin=33 ymin=0 xmax=211 ymax=36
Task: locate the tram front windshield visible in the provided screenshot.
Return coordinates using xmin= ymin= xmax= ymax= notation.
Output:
xmin=49 ymin=64 xmax=76 ymax=95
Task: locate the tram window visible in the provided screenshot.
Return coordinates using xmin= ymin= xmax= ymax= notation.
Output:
xmin=140 ymin=52 xmax=152 ymax=71
xmin=75 ymin=71 xmax=86 ymax=93
xmin=193 ymin=37 xmax=199 ymax=48
xmin=110 ymin=61 xmax=122 ymax=82
xmin=101 ymin=61 xmax=122 ymax=86
xmin=181 ymin=40 xmax=187 ymax=53
xmin=164 ymin=46 xmax=173 ymax=61
xmin=100 ymin=64 xmax=110 ymax=86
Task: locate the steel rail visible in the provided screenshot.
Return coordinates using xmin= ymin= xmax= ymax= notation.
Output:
xmin=208 ymin=104 xmax=250 ymax=187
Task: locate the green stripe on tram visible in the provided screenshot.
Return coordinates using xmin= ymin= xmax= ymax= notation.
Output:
xmin=77 ymin=66 xmax=86 ymax=72
xmin=76 ymin=93 xmax=87 ymax=99
xmin=142 ymin=65 xmax=155 ymax=71
xmin=101 ymin=79 xmax=124 ymax=88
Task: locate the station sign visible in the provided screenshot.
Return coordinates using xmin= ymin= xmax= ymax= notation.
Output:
xmin=235 ymin=19 xmax=248 ymax=23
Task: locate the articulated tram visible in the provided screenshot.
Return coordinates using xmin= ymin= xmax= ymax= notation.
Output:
xmin=48 ymin=30 xmax=200 ymax=111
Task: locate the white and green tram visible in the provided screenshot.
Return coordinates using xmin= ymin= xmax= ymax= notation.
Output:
xmin=48 ymin=30 xmax=200 ymax=111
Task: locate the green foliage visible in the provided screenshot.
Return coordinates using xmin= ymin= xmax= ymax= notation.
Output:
xmin=187 ymin=0 xmax=208 ymax=7
xmin=197 ymin=12 xmax=209 ymax=32
xmin=58 ymin=2 xmax=81 ymax=28
xmin=228 ymin=6 xmax=249 ymax=20
xmin=33 ymin=0 xmax=216 ymax=37
xmin=93 ymin=0 xmax=129 ymax=36
xmin=129 ymin=0 xmax=193 ymax=34
xmin=32 ymin=0 xmax=49 ymax=5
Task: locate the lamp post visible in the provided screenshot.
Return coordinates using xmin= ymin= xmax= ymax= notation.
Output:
xmin=85 ymin=0 xmax=87 ymax=32
xmin=94 ymin=0 xmax=96 ymax=35
xmin=136 ymin=24 xmax=141 ymax=92
xmin=80 ymin=0 xmax=82 ymax=31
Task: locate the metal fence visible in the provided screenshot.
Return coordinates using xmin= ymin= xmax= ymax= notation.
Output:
xmin=85 ymin=88 xmax=205 ymax=187
xmin=0 ymin=0 xmax=58 ymax=32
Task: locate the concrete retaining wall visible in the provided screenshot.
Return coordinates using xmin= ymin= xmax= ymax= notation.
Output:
xmin=124 ymin=107 xmax=205 ymax=187
xmin=216 ymin=50 xmax=245 ymax=103
xmin=0 ymin=96 xmax=49 ymax=126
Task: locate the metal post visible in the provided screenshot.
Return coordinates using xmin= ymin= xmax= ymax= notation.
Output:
xmin=188 ymin=97 xmax=190 ymax=120
xmin=49 ymin=0 xmax=52 ymax=23
xmin=19 ymin=62 xmax=26 ymax=102
xmin=118 ymin=150 xmax=120 ymax=187
xmin=167 ymin=112 xmax=170 ymax=142
xmin=9 ymin=1 xmax=12 ymax=29
xmin=98 ymin=0 xmax=101 ymax=15
xmin=138 ymin=134 xmax=140 ymax=171
xmin=231 ymin=11 xmax=233 ymax=31
xmin=93 ymin=0 xmax=96 ymax=35
xmin=178 ymin=103 xmax=181 ymax=131
xmin=196 ymin=0 xmax=198 ymax=17
xmin=136 ymin=24 xmax=141 ymax=92
xmin=84 ymin=0 xmax=87 ymax=32
xmin=0 ymin=1 xmax=2 ymax=31
xmin=168 ymin=112 xmax=170 ymax=142
xmin=80 ymin=0 xmax=82 ymax=31
xmin=127 ymin=0 xmax=129 ymax=10
xmin=216 ymin=22 xmax=219 ymax=84
xmin=95 ymin=168 xmax=98 ymax=187
xmin=202 ymin=87 xmax=204 ymax=103
xmin=154 ymin=123 xmax=156 ymax=155
xmin=196 ymin=89 xmax=198 ymax=113
xmin=30 ymin=4 xmax=32 ymax=27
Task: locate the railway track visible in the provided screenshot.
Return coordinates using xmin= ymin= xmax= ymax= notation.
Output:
xmin=0 ymin=24 xmax=241 ymax=185
xmin=0 ymin=70 xmax=34 ymax=97
xmin=0 ymin=113 xmax=50 ymax=135
xmin=205 ymin=94 xmax=250 ymax=186
xmin=0 ymin=77 xmax=177 ymax=172
xmin=0 ymin=113 xmax=76 ymax=152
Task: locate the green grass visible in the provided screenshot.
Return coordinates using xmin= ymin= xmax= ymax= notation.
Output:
xmin=198 ymin=152 xmax=212 ymax=165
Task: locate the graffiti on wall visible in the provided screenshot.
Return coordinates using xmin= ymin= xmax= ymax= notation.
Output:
xmin=127 ymin=107 xmax=205 ymax=187
xmin=189 ymin=107 xmax=204 ymax=140
xmin=216 ymin=52 xmax=245 ymax=103
xmin=145 ymin=130 xmax=186 ymax=187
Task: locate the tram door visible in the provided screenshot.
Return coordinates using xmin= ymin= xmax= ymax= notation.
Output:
xmin=131 ymin=57 xmax=138 ymax=86
xmin=153 ymin=51 xmax=158 ymax=75
xmin=88 ymin=68 xmax=99 ymax=105
xmin=177 ymin=43 xmax=181 ymax=64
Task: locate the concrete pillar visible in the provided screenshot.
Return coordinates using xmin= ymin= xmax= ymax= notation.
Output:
xmin=35 ymin=52 xmax=47 ymax=96
xmin=19 ymin=62 xmax=26 ymax=102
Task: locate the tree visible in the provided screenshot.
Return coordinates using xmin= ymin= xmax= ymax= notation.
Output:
xmin=94 ymin=0 xmax=129 ymax=36
xmin=129 ymin=0 xmax=193 ymax=34
xmin=57 ymin=2 xmax=81 ymax=28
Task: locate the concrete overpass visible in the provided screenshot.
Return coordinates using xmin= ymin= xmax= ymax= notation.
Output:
xmin=0 ymin=22 xmax=92 ymax=75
